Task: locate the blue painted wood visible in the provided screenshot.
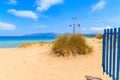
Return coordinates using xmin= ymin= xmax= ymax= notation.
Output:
xmin=116 ymin=28 xmax=120 ymax=80
xmin=109 ymin=29 xmax=113 ymax=77
xmin=106 ymin=29 xmax=109 ymax=74
xmin=113 ymin=28 xmax=117 ymax=80
xmin=102 ymin=29 xmax=106 ymax=73
xmin=102 ymin=28 xmax=120 ymax=80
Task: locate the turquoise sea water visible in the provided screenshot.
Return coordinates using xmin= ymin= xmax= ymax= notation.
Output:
xmin=0 ymin=35 xmax=95 ymax=48
xmin=0 ymin=36 xmax=55 ymax=48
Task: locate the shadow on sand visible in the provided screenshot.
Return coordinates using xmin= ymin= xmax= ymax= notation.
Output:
xmin=85 ymin=75 xmax=102 ymax=80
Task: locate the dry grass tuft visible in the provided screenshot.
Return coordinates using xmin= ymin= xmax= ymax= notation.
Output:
xmin=52 ymin=34 xmax=93 ymax=57
xmin=19 ymin=42 xmax=35 ymax=48
xmin=38 ymin=42 xmax=49 ymax=46
xmin=96 ymin=34 xmax=103 ymax=39
xmin=19 ymin=42 xmax=49 ymax=48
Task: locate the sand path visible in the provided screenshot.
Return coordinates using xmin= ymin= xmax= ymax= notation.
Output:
xmin=0 ymin=38 xmax=112 ymax=80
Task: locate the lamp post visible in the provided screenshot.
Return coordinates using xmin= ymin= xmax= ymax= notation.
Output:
xmin=69 ymin=17 xmax=80 ymax=35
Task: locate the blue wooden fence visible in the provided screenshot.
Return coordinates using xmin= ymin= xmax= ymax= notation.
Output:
xmin=102 ymin=28 xmax=120 ymax=80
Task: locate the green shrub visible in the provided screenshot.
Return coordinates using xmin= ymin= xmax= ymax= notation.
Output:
xmin=96 ymin=34 xmax=103 ymax=39
xmin=52 ymin=34 xmax=93 ymax=57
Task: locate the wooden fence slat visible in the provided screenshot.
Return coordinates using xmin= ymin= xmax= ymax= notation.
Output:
xmin=102 ymin=29 xmax=106 ymax=73
xmin=109 ymin=29 xmax=113 ymax=77
xmin=113 ymin=28 xmax=117 ymax=80
xmin=116 ymin=28 xmax=120 ymax=80
xmin=106 ymin=29 xmax=109 ymax=74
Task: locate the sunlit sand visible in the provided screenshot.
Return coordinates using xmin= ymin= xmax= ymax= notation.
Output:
xmin=0 ymin=38 xmax=111 ymax=80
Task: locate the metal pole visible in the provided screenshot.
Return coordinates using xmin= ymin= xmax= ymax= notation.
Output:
xmin=73 ymin=24 xmax=75 ymax=35
xmin=72 ymin=18 xmax=76 ymax=35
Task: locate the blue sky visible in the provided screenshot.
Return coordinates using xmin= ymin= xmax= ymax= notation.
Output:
xmin=0 ymin=0 xmax=120 ymax=36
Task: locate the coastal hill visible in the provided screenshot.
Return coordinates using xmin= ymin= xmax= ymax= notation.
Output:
xmin=24 ymin=32 xmax=58 ymax=38
xmin=24 ymin=33 xmax=96 ymax=38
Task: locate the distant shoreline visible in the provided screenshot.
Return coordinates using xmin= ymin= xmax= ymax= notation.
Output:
xmin=0 ymin=35 xmax=96 ymax=48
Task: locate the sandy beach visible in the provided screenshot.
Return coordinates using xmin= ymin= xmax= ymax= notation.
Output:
xmin=0 ymin=38 xmax=112 ymax=80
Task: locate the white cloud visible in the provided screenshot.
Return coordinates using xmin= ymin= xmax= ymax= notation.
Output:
xmin=92 ymin=0 xmax=106 ymax=11
xmin=7 ymin=9 xmax=38 ymax=20
xmin=82 ymin=26 xmax=114 ymax=33
xmin=0 ymin=22 xmax=16 ymax=30
xmin=6 ymin=0 xmax=17 ymax=5
xmin=105 ymin=26 xmax=114 ymax=29
xmin=35 ymin=0 xmax=63 ymax=12
xmin=89 ymin=27 xmax=104 ymax=32
xmin=89 ymin=26 xmax=114 ymax=32
xmin=81 ymin=28 xmax=87 ymax=31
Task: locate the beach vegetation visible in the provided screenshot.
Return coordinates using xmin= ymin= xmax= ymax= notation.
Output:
xmin=96 ymin=34 xmax=103 ymax=39
xmin=19 ymin=42 xmax=35 ymax=48
xmin=52 ymin=34 xmax=93 ymax=57
xmin=19 ymin=42 xmax=49 ymax=48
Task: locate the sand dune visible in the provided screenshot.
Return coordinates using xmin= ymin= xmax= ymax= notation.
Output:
xmin=0 ymin=38 xmax=111 ymax=80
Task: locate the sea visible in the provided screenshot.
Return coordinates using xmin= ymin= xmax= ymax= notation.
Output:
xmin=0 ymin=35 xmax=95 ymax=48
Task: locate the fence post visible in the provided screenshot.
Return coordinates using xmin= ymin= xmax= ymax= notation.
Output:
xmin=116 ymin=28 xmax=120 ymax=80
xmin=102 ymin=29 xmax=106 ymax=74
xmin=109 ymin=29 xmax=113 ymax=77
xmin=113 ymin=28 xmax=117 ymax=80
xmin=106 ymin=29 xmax=109 ymax=74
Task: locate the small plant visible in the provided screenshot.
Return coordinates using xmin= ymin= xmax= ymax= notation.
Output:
xmin=52 ymin=34 xmax=93 ymax=57
xmin=19 ymin=42 xmax=49 ymax=48
xmin=19 ymin=42 xmax=35 ymax=48
xmin=38 ymin=42 xmax=49 ymax=46
xmin=96 ymin=34 xmax=103 ymax=39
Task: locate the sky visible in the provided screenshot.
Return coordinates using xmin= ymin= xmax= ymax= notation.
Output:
xmin=0 ymin=0 xmax=120 ymax=36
